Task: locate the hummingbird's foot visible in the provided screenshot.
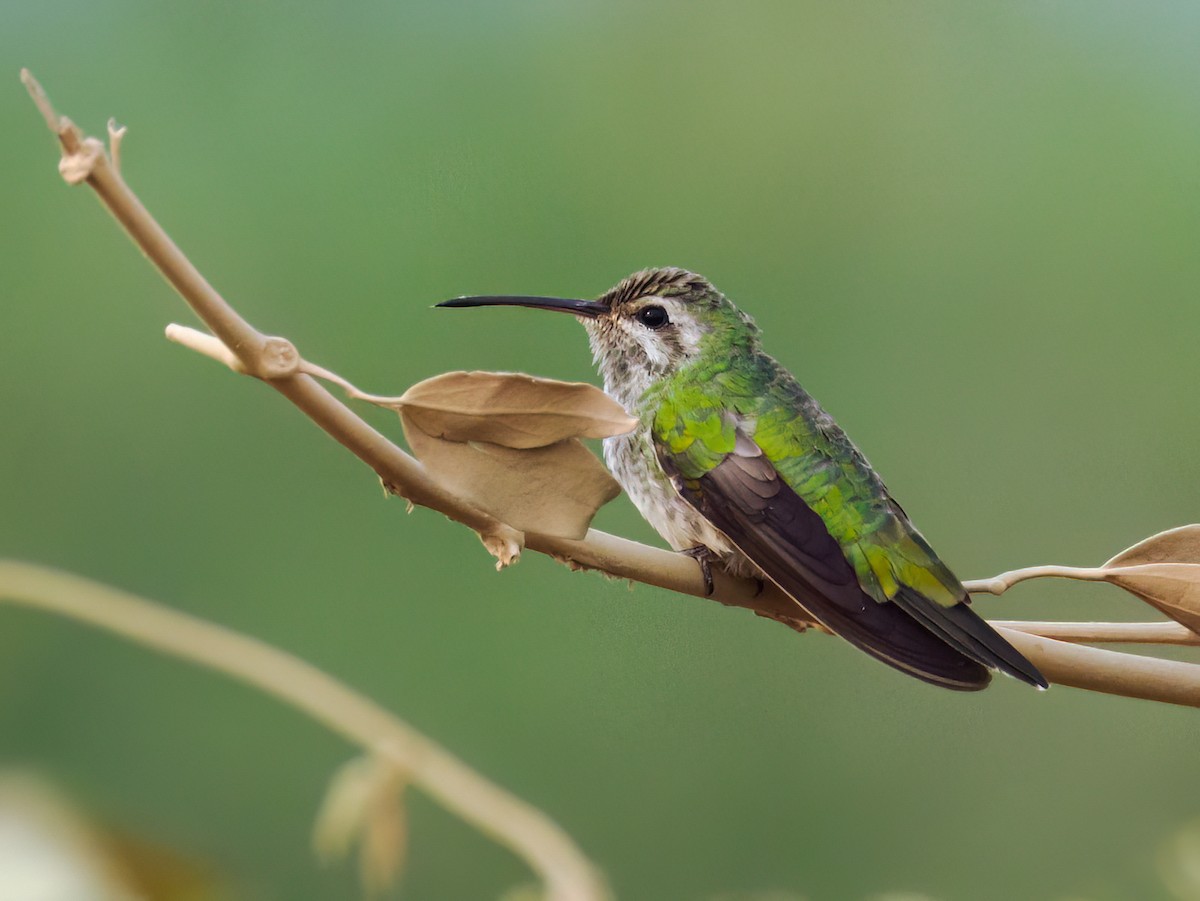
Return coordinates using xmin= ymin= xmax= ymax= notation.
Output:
xmin=681 ymin=545 xmax=716 ymax=596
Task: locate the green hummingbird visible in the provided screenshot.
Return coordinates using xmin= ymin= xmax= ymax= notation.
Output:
xmin=439 ymin=268 xmax=1046 ymax=691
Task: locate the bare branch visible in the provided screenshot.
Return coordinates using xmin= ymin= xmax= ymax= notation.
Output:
xmin=998 ymin=627 xmax=1200 ymax=706
xmin=23 ymin=72 xmax=1200 ymax=717
xmin=22 ymin=72 xmax=528 ymax=568
xmin=994 ymin=620 xmax=1200 ymax=646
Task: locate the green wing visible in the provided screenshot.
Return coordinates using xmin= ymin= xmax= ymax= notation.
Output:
xmin=650 ymin=360 xmax=1046 ymax=689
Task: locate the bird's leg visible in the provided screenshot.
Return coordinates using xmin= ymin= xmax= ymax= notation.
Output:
xmin=681 ymin=545 xmax=716 ymax=597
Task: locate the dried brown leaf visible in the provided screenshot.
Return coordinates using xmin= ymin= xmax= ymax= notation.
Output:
xmin=312 ymin=755 xmax=409 ymax=897
xmin=360 ymin=774 xmax=408 ymax=897
xmin=1105 ymin=524 xmax=1200 ymax=567
xmin=388 ymin=371 xmax=637 ymax=448
xmin=480 ymin=526 xmax=524 ymax=570
xmin=404 ymin=416 xmax=620 ymax=541
xmin=312 ymin=756 xmax=378 ymax=864
xmin=1103 ymin=564 xmax=1200 ymax=635
xmin=305 ymin=367 xmax=630 ymax=541
xmin=1100 ymin=527 xmax=1200 ymax=634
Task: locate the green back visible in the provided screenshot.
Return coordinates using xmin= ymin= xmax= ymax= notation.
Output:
xmin=648 ymin=339 xmax=964 ymax=609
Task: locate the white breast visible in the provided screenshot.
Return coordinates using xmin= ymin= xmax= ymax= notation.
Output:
xmin=602 ymin=427 xmax=744 ymax=565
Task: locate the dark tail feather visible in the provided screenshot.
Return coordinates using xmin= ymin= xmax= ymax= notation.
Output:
xmin=777 ymin=584 xmax=994 ymax=691
xmin=891 ymin=586 xmax=1048 ymax=688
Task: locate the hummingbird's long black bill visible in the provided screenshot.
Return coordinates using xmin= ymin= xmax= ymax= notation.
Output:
xmin=437 ymin=295 xmax=608 ymax=317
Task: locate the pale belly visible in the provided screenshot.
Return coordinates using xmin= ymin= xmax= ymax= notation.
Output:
xmin=602 ymin=428 xmax=761 ymax=579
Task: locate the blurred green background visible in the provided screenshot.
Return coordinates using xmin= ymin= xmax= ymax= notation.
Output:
xmin=4 ymin=2 xmax=1200 ymax=899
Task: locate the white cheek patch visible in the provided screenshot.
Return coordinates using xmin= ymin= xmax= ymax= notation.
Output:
xmin=675 ymin=313 xmax=704 ymax=355
xmin=633 ymin=320 xmax=671 ymax=370
xmin=590 ymin=297 xmax=705 ymax=381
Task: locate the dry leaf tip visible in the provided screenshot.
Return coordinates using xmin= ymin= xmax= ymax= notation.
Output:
xmin=480 ymin=528 xmax=524 ymax=569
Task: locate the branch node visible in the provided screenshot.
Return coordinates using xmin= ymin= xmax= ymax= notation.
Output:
xmin=58 ymin=134 xmax=105 ymax=185
xmin=165 ymin=326 xmax=299 ymax=381
xmin=976 ymin=578 xmax=1006 ymax=596
xmin=256 ymin=336 xmax=302 ymax=380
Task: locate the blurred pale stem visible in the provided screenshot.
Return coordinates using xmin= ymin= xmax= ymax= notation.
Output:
xmin=0 ymin=560 xmax=609 ymax=901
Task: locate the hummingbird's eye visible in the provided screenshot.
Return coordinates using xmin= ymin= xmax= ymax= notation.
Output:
xmin=636 ymin=305 xmax=670 ymax=330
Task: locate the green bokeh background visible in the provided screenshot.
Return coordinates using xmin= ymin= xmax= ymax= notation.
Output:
xmin=4 ymin=3 xmax=1200 ymax=899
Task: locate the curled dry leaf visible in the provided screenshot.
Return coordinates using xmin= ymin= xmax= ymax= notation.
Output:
xmin=390 ymin=372 xmax=633 ymax=541
xmin=313 ymin=755 xmax=408 ymax=895
xmin=1102 ymin=525 xmax=1200 ymax=635
xmin=1105 ymin=525 xmax=1200 ymax=568
xmin=367 ymin=371 xmax=637 ymax=448
xmin=480 ymin=526 xmax=525 ymax=570
xmin=302 ymin=366 xmax=634 ymax=540
xmin=404 ymin=422 xmax=621 ymax=541
xmin=313 ymin=756 xmax=377 ymax=864
xmin=360 ymin=777 xmax=408 ymax=897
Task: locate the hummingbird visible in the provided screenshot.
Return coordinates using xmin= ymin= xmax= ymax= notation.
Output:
xmin=439 ymin=268 xmax=1046 ymax=691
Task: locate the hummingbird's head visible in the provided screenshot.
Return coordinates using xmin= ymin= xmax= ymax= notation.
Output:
xmin=438 ymin=267 xmax=759 ymax=406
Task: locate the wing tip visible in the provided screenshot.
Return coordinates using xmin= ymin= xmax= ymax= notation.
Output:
xmin=891 ymin=586 xmax=1049 ymax=690
xmin=1001 ymin=659 xmax=1050 ymax=690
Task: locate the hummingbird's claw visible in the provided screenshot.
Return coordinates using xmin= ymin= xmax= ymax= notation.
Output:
xmin=682 ymin=546 xmax=716 ymax=597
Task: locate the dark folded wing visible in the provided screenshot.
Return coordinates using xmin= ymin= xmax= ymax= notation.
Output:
xmin=663 ymin=433 xmax=1001 ymax=690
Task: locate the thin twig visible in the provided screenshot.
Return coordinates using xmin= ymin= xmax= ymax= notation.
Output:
xmin=0 ymin=560 xmax=609 ymax=901
xmin=964 ymin=565 xmax=1108 ymax=596
xmin=993 ymin=620 xmax=1200 ymax=646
